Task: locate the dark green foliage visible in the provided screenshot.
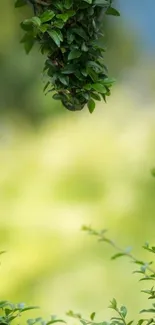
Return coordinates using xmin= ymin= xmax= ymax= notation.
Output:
xmin=14 ymin=0 xmax=119 ymax=112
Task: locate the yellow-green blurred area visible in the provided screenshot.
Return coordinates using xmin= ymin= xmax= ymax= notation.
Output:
xmin=1 ymin=1 xmax=155 ymax=324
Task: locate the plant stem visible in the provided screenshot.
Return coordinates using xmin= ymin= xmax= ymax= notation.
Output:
xmin=99 ymin=234 xmax=155 ymax=274
xmin=82 ymin=226 xmax=155 ymax=274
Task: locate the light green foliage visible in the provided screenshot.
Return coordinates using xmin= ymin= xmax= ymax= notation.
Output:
xmin=0 ymin=301 xmax=65 ymax=325
xmin=81 ymin=226 xmax=155 ymax=325
xmin=14 ymin=0 xmax=119 ymax=111
xmin=2 ymin=225 xmax=155 ymax=325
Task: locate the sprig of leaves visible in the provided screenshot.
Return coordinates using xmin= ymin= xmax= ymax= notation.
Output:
xmin=82 ymin=225 xmax=155 ymax=325
xmin=66 ymin=299 xmax=132 ymax=325
xmin=0 ymin=301 xmax=66 ymax=325
xmin=82 ymin=225 xmax=155 ymax=276
xmin=14 ymin=0 xmax=120 ymax=112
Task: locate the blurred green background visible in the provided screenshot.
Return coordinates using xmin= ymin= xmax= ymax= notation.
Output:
xmin=0 ymin=0 xmax=155 ymax=324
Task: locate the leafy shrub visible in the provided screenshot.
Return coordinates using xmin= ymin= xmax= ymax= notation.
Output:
xmin=1 ymin=227 xmax=155 ymax=325
xmin=14 ymin=0 xmax=120 ymax=112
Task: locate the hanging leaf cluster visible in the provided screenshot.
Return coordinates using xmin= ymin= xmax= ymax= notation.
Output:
xmin=14 ymin=0 xmax=120 ymax=112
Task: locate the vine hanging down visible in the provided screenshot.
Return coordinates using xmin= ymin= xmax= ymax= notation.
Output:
xmin=15 ymin=0 xmax=120 ymax=112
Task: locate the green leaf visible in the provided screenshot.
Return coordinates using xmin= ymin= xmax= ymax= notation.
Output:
xmin=27 ymin=318 xmax=42 ymax=325
xmin=53 ymin=20 xmax=64 ymax=29
xmin=137 ymin=320 xmax=145 ymax=325
xmin=90 ymin=312 xmax=96 ymax=321
xmin=20 ymin=21 xmax=34 ymax=32
xmin=93 ymin=0 xmax=109 ymax=7
xmin=120 ymin=306 xmax=127 ymax=318
xmin=68 ymin=50 xmax=82 ymax=60
xmin=141 ymin=288 xmax=154 ymax=295
xmin=46 ymin=320 xmax=66 ymax=325
xmin=140 ymin=309 xmax=155 ymax=313
xmin=103 ymin=78 xmax=116 ymax=86
xmin=57 ymin=11 xmax=75 ymax=22
xmin=140 ymin=276 xmax=155 ymax=282
xmin=84 ymin=84 xmax=92 ymax=90
xmin=43 ymin=82 xmax=50 ymax=93
xmin=92 ymin=83 xmax=107 ymax=93
xmin=80 ymin=321 xmax=87 ymax=325
xmin=20 ymin=306 xmax=39 ymax=313
xmin=58 ymin=75 xmax=69 ymax=86
xmin=47 ymin=30 xmax=63 ymax=47
xmin=66 ymin=310 xmax=81 ymax=319
xmin=53 ymin=1 xmax=64 ymax=11
xmin=5 ymin=309 xmax=12 ymax=316
xmin=61 ymin=64 xmax=78 ymax=74
xmin=81 ymin=42 xmax=88 ymax=52
xmin=20 ymin=33 xmax=35 ymax=54
xmin=39 ymin=24 xmax=49 ymax=33
xmin=56 ymin=13 xmax=70 ymax=22
xmin=72 ymin=27 xmax=88 ymax=40
xmin=30 ymin=17 xmax=42 ymax=27
xmin=87 ymin=61 xmax=103 ymax=73
xmin=106 ymin=7 xmax=120 ymax=16
xmin=40 ymin=10 xmax=55 ymax=23
xmin=109 ymin=298 xmax=117 ymax=310
xmin=83 ymin=0 xmax=92 ymax=3
xmin=111 ymin=317 xmax=123 ymax=321
xmin=23 ymin=17 xmax=41 ymax=27
xmin=64 ymin=0 xmax=73 ymax=9
xmin=111 ymin=253 xmax=126 ymax=260
xmin=0 ymin=301 xmax=9 ymax=308
xmin=91 ymin=93 xmax=101 ymax=101
xmin=127 ymin=321 xmax=134 ymax=325
xmin=86 ymin=67 xmax=98 ymax=82
xmin=87 ymin=99 xmax=95 ymax=113
xmin=53 ymin=94 xmax=62 ymax=100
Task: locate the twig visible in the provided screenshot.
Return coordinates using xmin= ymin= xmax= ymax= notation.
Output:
xmin=82 ymin=226 xmax=155 ymax=275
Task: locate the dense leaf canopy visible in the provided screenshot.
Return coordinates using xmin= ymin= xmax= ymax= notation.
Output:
xmin=15 ymin=0 xmax=120 ymax=112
